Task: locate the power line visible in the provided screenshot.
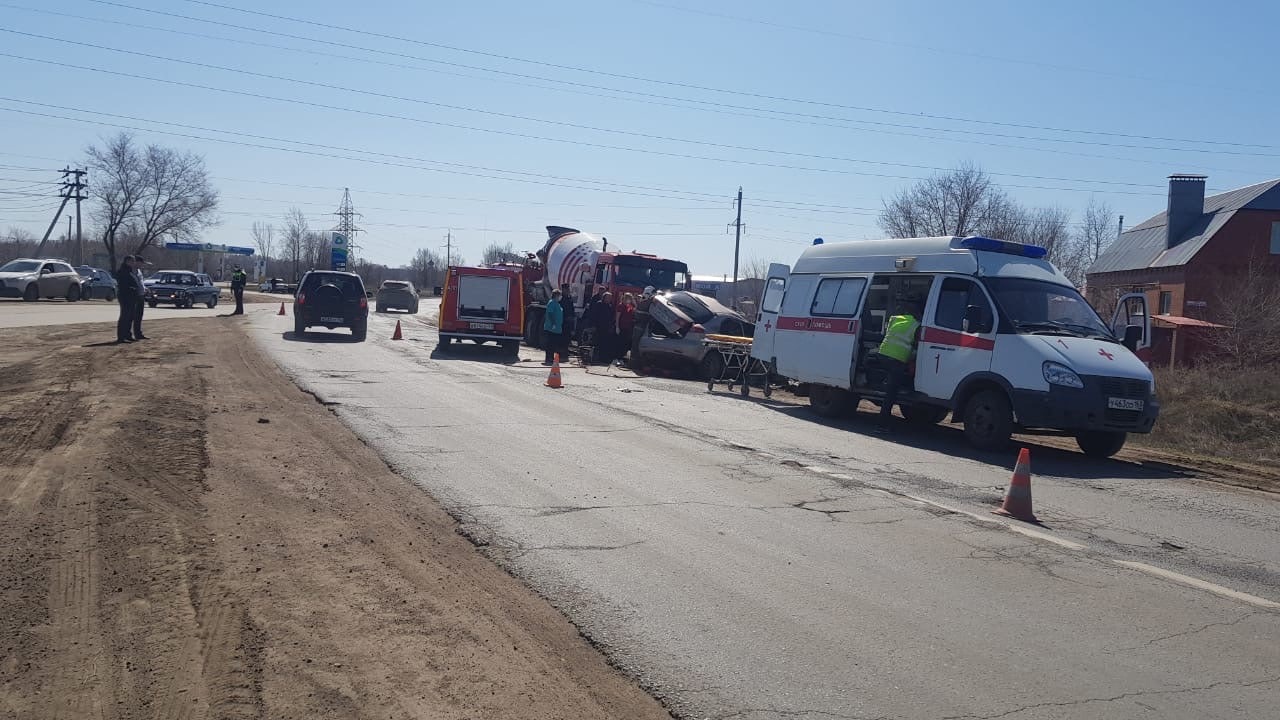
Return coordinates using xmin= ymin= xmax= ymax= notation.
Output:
xmin=105 ymin=0 xmax=1276 ymax=151
xmin=0 ymin=37 xmax=1221 ymax=190
xmin=17 ymin=3 xmax=1271 ymax=161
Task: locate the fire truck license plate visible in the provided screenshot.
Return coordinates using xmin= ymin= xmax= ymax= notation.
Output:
xmin=1107 ymin=397 xmax=1143 ymax=411
xmin=470 ymin=322 xmax=494 ymax=330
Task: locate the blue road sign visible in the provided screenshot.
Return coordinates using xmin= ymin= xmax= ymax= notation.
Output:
xmin=226 ymin=246 xmax=255 ymax=255
xmin=165 ymin=242 xmax=204 ymax=251
xmin=331 ymin=247 xmax=348 ymax=270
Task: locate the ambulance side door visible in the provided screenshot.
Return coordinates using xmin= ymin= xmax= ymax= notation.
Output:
xmin=915 ymin=277 xmax=996 ymax=402
xmin=749 ymin=263 xmax=790 ymax=365
xmin=804 ymin=275 xmax=869 ymax=388
xmin=772 ymin=273 xmax=817 ymax=381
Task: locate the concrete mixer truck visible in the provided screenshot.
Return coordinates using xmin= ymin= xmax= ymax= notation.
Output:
xmin=522 ymin=226 xmax=692 ymax=348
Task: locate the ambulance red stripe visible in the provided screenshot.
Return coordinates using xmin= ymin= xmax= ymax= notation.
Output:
xmin=776 ymin=316 xmax=859 ymax=334
xmin=922 ymin=326 xmax=996 ymax=351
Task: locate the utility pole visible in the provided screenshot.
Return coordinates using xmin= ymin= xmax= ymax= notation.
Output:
xmin=727 ymin=187 xmax=745 ymax=309
xmin=442 ymin=230 xmax=453 ymax=267
xmin=36 ymin=167 xmax=88 ymax=259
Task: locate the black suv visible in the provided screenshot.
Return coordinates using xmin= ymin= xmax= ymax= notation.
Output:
xmin=293 ymin=271 xmax=369 ymax=341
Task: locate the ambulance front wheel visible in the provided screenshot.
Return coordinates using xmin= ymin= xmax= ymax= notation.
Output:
xmin=1075 ymin=431 xmax=1127 ymax=459
xmin=962 ymin=388 xmax=1013 ymax=451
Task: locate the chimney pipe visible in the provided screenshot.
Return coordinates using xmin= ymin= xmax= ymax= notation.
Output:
xmin=1166 ymin=174 xmax=1206 ymax=249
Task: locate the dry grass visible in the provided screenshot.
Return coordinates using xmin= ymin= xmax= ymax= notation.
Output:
xmin=1131 ymin=363 xmax=1280 ymax=466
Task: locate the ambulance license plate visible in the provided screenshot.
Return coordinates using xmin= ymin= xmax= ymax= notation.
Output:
xmin=320 ymin=316 xmax=342 ymax=323
xmin=470 ymin=322 xmax=494 ymax=330
xmin=1107 ymin=397 xmax=1144 ymax=411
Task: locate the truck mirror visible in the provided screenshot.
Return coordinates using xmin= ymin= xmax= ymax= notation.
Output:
xmin=963 ymin=304 xmax=990 ymax=334
xmin=1122 ymin=324 xmax=1142 ymax=351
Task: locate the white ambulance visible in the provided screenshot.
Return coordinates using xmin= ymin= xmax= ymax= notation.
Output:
xmin=750 ymin=236 xmax=1159 ymax=457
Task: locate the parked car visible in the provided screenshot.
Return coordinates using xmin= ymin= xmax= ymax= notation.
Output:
xmin=0 ymin=258 xmax=83 ymax=302
xmin=375 ymin=280 xmax=419 ymax=313
xmin=76 ymin=266 xmax=118 ymax=301
xmin=634 ymin=291 xmax=754 ymax=379
xmin=259 ymin=277 xmax=298 ymax=294
xmin=145 ymin=270 xmax=221 ymax=308
xmin=293 ymin=270 xmax=369 ymax=341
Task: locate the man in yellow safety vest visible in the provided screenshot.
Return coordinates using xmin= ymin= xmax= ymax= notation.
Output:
xmin=877 ymin=298 xmax=923 ymax=433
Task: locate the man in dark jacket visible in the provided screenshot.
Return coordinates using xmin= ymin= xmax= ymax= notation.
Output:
xmin=558 ymin=283 xmax=576 ymax=358
xmin=114 ymin=256 xmax=142 ymax=344
xmin=584 ymin=291 xmax=617 ymax=364
xmin=131 ymin=255 xmax=151 ymax=340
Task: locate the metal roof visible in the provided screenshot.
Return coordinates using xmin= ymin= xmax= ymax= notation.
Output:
xmin=1088 ymin=178 xmax=1280 ymax=274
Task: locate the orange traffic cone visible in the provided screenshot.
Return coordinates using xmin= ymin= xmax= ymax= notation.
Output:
xmin=277 ymin=302 xmax=286 ymax=316
xmin=391 ymin=320 xmax=403 ymax=340
xmin=992 ymin=448 xmax=1038 ymax=523
xmin=545 ymin=353 xmax=564 ymax=388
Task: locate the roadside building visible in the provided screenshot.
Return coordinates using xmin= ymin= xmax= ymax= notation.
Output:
xmin=1086 ymin=175 xmax=1280 ymax=365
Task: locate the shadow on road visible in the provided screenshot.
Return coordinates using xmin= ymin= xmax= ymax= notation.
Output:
xmin=282 ymin=330 xmax=362 ymax=344
xmin=750 ymin=398 xmax=1189 ymax=482
xmin=430 ymin=342 xmax=520 ymax=364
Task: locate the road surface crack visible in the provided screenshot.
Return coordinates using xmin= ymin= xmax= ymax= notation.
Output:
xmin=941 ymin=674 xmax=1280 ymax=719
xmin=1107 ymin=611 xmax=1259 ymax=653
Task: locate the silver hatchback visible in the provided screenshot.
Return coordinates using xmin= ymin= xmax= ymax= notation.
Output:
xmin=635 ymin=291 xmax=754 ymax=379
xmin=375 ymin=280 xmax=419 ymax=314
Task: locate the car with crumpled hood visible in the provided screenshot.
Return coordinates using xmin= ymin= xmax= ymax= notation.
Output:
xmin=634 ymin=290 xmax=754 ymax=379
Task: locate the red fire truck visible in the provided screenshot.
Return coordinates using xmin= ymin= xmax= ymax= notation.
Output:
xmin=437 ymin=264 xmax=525 ymax=357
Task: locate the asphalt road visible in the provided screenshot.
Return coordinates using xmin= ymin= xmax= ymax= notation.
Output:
xmin=0 ymin=297 xmax=226 ymax=329
xmin=245 ymin=306 xmax=1279 ymax=720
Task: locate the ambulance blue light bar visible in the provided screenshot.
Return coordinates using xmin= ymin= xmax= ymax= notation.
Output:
xmin=959 ymin=235 xmax=1048 ymax=259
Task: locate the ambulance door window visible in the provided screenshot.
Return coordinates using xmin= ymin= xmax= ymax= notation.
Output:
xmin=934 ymin=278 xmax=992 ymax=333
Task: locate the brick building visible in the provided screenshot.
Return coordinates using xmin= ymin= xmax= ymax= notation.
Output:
xmin=1086 ymin=175 xmax=1280 ymax=365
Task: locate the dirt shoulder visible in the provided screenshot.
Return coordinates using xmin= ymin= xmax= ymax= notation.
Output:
xmin=0 ymin=319 xmax=670 ymax=719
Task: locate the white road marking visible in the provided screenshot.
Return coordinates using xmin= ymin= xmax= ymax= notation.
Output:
xmin=1112 ymin=560 xmax=1280 ymax=610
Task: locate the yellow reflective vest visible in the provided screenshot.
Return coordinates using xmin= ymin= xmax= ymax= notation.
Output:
xmin=879 ymin=314 xmax=920 ymax=362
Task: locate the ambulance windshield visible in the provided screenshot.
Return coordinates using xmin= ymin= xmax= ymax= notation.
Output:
xmin=985 ymin=278 xmax=1114 ymax=340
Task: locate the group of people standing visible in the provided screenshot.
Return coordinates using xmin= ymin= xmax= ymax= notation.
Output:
xmin=112 ymin=257 xmax=249 ymax=344
xmin=542 ymin=285 xmax=649 ymax=366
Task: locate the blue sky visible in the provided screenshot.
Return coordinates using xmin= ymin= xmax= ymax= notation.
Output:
xmin=2 ymin=0 xmax=1278 ymax=275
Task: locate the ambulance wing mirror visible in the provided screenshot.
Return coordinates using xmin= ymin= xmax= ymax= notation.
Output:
xmin=1121 ymin=325 xmax=1143 ymax=352
xmin=963 ymin=304 xmax=992 ymax=334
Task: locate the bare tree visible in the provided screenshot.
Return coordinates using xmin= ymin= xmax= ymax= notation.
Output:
xmin=411 ymin=247 xmax=445 ymax=289
xmin=131 ymin=144 xmax=219 ymax=255
xmin=1077 ymin=198 xmax=1116 ymax=266
xmin=1207 ymin=263 xmax=1280 ymax=364
xmin=86 ymin=133 xmax=147 ymax=270
xmin=251 ymin=221 xmax=275 ymax=259
xmin=282 ymin=208 xmax=308 ymax=281
xmin=303 ymin=231 xmax=329 ymax=272
xmin=481 ymin=241 xmax=522 ymax=266
xmin=739 ymin=255 xmax=775 ymax=280
xmin=879 ymin=162 xmax=1010 ymax=237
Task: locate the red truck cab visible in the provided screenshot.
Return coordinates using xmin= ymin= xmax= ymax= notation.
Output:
xmin=438 ymin=265 xmax=525 ymax=357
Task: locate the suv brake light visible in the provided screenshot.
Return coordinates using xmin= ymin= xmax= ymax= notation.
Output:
xmin=297 ymin=292 xmax=306 ymax=305
xmin=359 ymin=295 xmax=368 ymax=309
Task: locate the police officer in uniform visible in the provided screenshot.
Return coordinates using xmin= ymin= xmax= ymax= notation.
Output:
xmin=230 ymin=264 xmax=248 ymax=315
xmin=877 ymin=297 xmax=924 ymax=433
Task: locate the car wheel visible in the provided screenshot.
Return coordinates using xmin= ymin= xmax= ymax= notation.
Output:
xmin=962 ymin=388 xmax=1014 ymax=451
xmin=352 ymin=324 xmax=367 ymax=342
xmin=375 ymin=303 xmax=384 ymax=313
xmin=902 ymin=404 xmax=950 ymax=425
xmin=1076 ymin=431 xmax=1127 ymax=459
xmin=207 ymin=295 xmax=218 ymax=308
xmin=106 ymin=290 xmax=116 ymax=302
xmin=501 ymin=340 xmax=519 ymax=358
xmin=66 ymin=284 xmax=81 ymax=302
xmin=808 ymin=384 xmax=848 ymax=418
xmin=698 ymin=352 xmax=725 ymax=382
xmin=149 ymin=301 xmax=158 ymax=308
xmin=438 ymin=335 xmax=452 ymax=350
xmin=22 ymin=283 xmax=38 ymax=302
xmin=294 ymin=317 xmax=305 ymax=336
